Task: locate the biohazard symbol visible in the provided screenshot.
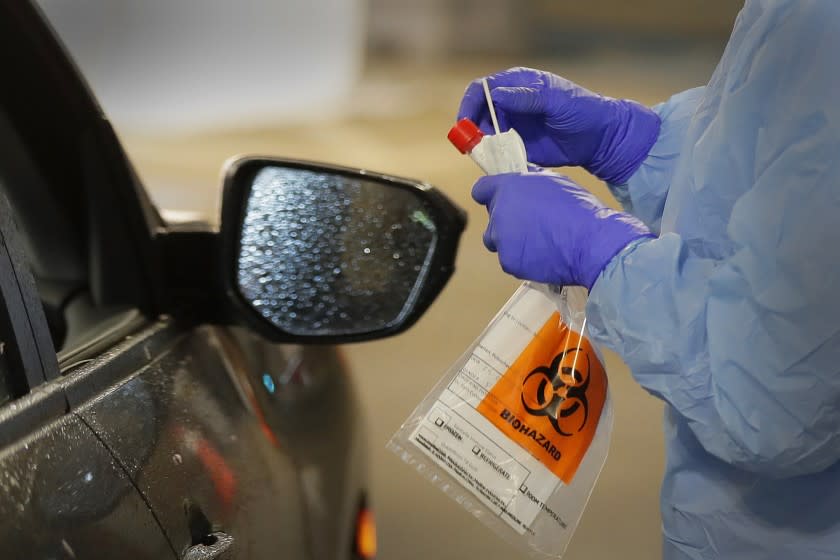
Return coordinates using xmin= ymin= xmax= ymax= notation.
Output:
xmin=520 ymin=348 xmax=591 ymax=436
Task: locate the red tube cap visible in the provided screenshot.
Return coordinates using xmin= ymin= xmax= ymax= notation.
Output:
xmin=448 ymin=118 xmax=484 ymax=154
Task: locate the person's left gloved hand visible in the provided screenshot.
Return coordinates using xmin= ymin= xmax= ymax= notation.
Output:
xmin=473 ymin=171 xmax=654 ymax=289
xmin=457 ymin=67 xmax=660 ymax=185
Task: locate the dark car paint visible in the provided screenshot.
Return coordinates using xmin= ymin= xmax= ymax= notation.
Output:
xmin=0 ymin=411 xmax=174 ymax=559
xmin=71 ymin=321 xmax=311 ymax=559
xmin=0 ymin=311 xmax=367 ymax=559
xmin=227 ymin=331 xmax=370 ymax=560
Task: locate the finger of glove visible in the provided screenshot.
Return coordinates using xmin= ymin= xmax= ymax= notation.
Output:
xmin=497 ymin=238 xmax=525 ymax=279
xmin=457 ymin=81 xmax=490 ymax=123
xmin=471 ymin=176 xmax=500 ymax=205
xmin=457 ymin=69 xmax=542 ymax=121
xmin=490 ymin=67 xmax=544 ymax=88
xmin=491 ymin=87 xmax=546 ymax=115
xmin=482 ymin=223 xmax=497 ymax=252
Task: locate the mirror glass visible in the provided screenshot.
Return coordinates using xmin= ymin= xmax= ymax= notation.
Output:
xmin=237 ymin=166 xmax=439 ymax=336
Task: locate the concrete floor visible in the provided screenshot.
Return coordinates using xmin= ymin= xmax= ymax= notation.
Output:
xmin=123 ymin=50 xmax=722 ymax=560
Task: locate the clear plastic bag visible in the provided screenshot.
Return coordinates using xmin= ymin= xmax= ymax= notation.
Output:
xmin=388 ymin=283 xmax=613 ymax=558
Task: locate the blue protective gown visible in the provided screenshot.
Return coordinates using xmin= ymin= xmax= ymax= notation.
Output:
xmin=586 ymin=1 xmax=840 ymax=558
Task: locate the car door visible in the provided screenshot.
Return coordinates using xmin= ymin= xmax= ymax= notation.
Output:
xmin=67 ymin=322 xmax=310 ymax=560
xmin=0 ymin=189 xmax=175 ymax=560
xmin=0 ymin=3 xmax=310 ymax=558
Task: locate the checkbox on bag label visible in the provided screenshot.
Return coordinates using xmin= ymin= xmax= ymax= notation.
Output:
xmin=434 ymin=417 xmax=444 ymax=427
xmin=519 ymin=484 xmax=528 ymax=494
xmin=472 ymin=445 xmax=481 ymax=455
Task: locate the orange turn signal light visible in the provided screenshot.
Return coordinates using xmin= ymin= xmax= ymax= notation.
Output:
xmin=354 ymin=507 xmax=377 ymax=559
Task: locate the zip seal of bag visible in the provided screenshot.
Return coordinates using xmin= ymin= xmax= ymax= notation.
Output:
xmin=387 ymin=80 xmax=614 ymax=559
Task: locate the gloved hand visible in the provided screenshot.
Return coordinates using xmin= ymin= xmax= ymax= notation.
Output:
xmin=458 ymin=67 xmax=661 ymax=185
xmin=473 ymin=171 xmax=654 ymax=289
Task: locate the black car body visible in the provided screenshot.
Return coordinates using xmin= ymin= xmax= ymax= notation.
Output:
xmin=0 ymin=2 xmax=465 ymax=559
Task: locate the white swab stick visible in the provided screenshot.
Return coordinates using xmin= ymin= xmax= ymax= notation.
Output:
xmin=482 ymin=78 xmax=501 ymax=135
xmin=568 ymin=317 xmax=587 ymax=385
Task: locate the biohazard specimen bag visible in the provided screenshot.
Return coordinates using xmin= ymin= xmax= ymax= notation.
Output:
xmin=388 ymin=283 xmax=613 ymax=558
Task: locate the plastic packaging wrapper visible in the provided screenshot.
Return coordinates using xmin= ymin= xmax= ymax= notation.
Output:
xmin=388 ymin=283 xmax=613 ymax=558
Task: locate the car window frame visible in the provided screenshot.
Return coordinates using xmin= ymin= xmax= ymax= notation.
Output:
xmin=0 ymin=191 xmax=60 ymax=396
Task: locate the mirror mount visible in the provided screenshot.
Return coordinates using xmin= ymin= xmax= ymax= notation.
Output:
xmin=155 ymin=225 xmax=226 ymax=325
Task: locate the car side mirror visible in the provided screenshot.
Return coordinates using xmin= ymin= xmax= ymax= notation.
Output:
xmin=219 ymin=157 xmax=466 ymax=343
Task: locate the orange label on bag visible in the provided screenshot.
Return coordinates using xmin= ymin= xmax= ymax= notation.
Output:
xmin=477 ymin=312 xmax=607 ymax=484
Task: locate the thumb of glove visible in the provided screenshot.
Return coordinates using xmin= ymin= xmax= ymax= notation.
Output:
xmin=471 ymin=176 xmax=500 ymax=205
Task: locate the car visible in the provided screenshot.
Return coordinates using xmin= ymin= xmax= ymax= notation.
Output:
xmin=0 ymin=2 xmax=465 ymax=559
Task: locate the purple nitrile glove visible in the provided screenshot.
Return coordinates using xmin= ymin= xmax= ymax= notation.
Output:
xmin=472 ymin=170 xmax=654 ymax=289
xmin=457 ymin=67 xmax=661 ymax=185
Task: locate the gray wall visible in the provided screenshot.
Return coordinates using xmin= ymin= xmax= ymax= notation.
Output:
xmin=369 ymin=0 xmax=742 ymax=57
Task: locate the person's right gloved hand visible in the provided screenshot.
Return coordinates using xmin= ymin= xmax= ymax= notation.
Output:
xmin=457 ymin=67 xmax=661 ymax=185
xmin=472 ymin=170 xmax=654 ymax=290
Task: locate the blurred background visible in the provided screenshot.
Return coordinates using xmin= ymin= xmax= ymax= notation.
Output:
xmin=35 ymin=2 xmax=741 ymax=559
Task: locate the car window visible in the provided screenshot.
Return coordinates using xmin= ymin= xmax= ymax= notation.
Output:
xmin=0 ymin=111 xmax=143 ymax=385
xmin=0 ymin=106 xmax=84 ymax=346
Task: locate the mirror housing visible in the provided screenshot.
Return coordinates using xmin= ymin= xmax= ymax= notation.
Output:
xmin=217 ymin=157 xmax=466 ymax=344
